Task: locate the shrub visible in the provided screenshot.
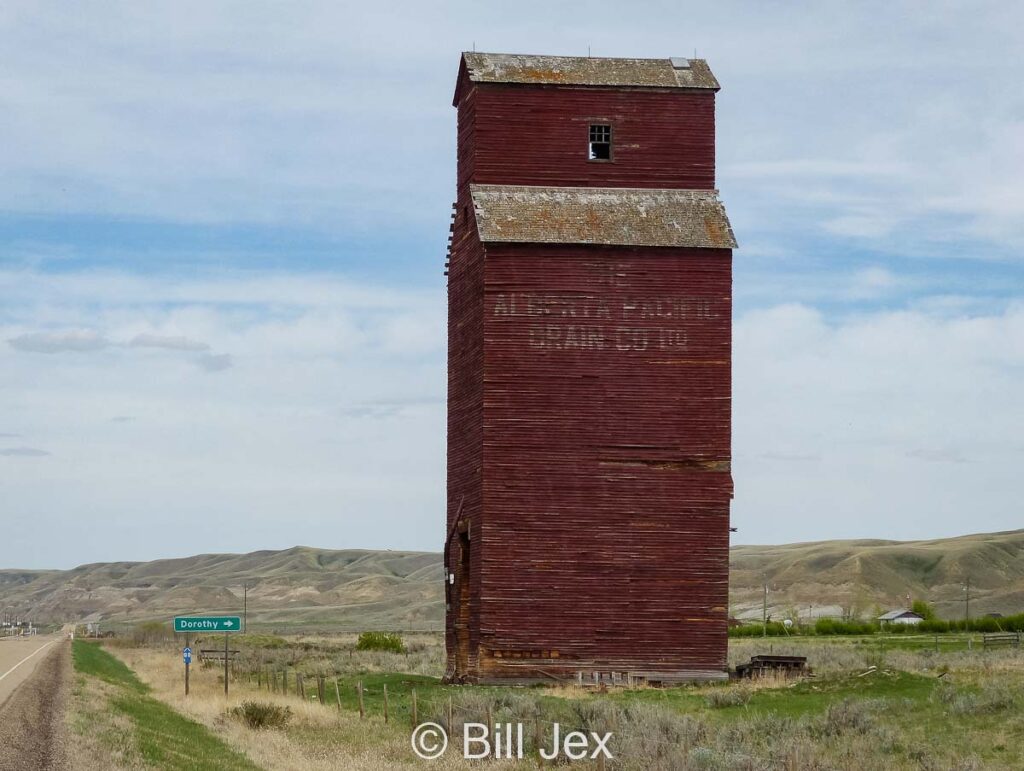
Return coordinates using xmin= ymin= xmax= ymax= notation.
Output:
xmin=704 ymin=687 xmax=752 ymax=708
xmin=728 ymin=622 xmax=793 ymax=637
xmin=819 ymin=698 xmax=878 ymax=736
xmin=231 ymin=701 xmax=291 ymax=729
xmin=814 ymin=618 xmax=877 ymax=636
xmin=130 ymin=620 xmax=174 ymax=645
xmin=911 ymin=600 xmax=938 ymax=621
xmin=355 ymin=631 xmax=405 ymax=653
xmin=948 ymin=683 xmax=1018 ymax=716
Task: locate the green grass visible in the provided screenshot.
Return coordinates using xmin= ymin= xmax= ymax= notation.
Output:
xmin=607 ymin=670 xmax=937 ymax=720
xmin=746 ymin=671 xmax=936 ymax=718
xmin=732 ymin=631 xmax=975 ymax=652
xmin=73 ymin=638 xmax=147 ymax=692
xmin=72 ymin=641 xmax=260 ymax=771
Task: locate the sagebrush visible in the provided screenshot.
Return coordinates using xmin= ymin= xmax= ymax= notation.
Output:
xmin=231 ymin=700 xmax=292 ymax=729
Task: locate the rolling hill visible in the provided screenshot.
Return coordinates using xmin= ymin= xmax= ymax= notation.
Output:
xmin=0 ymin=547 xmax=443 ymax=633
xmin=730 ymin=529 xmax=1024 ymax=621
xmin=3 ymin=530 xmax=1023 ymax=630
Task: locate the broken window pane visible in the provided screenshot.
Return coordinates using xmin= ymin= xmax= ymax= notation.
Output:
xmin=589 ymin=124 xmax=612 ymax=160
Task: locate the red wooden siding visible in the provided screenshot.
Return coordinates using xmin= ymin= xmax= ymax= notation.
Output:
xmin=476 ymin=244 xmax=731 ymax=678
xmin=446 ymin=54 xmax=733 ymax=683
xmin=457 ymin=79 xmax=716 ymax=192
xmin=444 ymin=208 xmax=485 ymax=680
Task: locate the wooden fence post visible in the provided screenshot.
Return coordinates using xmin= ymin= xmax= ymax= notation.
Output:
xmin=357 ymin=681 xmax=365 ymax=719
xmin=334 ymin=675 xmax=342 ymax=713
xmin=411 ymin=689 xmax=418 ymax=727
xmin=383 ymin=684 xmax=389 ymax=724
xmin=318 ymin=674 xmax=325 ymax=704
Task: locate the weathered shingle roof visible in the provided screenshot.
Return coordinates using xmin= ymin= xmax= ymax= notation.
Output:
xmin=461 ymin=52 xmax=720 ymax=91
xmin=470 ymin=185 xmax=736 ymax=249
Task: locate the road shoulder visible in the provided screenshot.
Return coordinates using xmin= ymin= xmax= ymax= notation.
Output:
xmin=0 ymin=640 xmax=71 ymax=771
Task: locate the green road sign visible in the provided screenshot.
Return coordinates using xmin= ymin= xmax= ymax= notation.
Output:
xmin=173 ymin=616 xmax=242 ymax=633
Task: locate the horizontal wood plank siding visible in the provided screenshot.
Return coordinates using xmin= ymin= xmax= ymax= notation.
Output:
xmin=459 ymin=79 xmax=716 ymax=191
xmin=448 ymin=61 xmax=732 ymax=682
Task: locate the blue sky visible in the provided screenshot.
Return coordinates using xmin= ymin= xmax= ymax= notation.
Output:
xmin=1 ymin=2 xmax=1022 ymax=568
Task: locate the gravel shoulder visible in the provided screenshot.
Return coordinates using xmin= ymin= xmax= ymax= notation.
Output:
xmin=0 ymin=640 xmax=71 ymax=771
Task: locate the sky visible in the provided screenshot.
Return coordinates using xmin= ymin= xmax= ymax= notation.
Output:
xmin=1 ymin=2 xmax=1022 ymax=569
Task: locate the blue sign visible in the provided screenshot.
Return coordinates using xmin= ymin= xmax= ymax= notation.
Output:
xmin=183 ymin=647 xmax=192 ymax=664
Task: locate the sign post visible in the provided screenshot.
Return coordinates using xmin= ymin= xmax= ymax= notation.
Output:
xmin=183 ymin=640 xmax=192 ymax=696
xmin=173 ymin=617 xmax=242 ymax=697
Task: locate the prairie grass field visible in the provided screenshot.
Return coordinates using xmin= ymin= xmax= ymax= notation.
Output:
xmin=69 ymin=631 xmax=1024 ymax=770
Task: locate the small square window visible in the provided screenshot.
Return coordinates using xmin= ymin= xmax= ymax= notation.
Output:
xmin=589 ymin=124 xmax=612 ymax=161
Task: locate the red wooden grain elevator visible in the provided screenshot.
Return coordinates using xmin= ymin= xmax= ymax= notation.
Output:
xmin=445 ymin=52 xmax=736 ymax=683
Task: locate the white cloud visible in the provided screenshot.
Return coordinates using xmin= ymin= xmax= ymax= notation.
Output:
xmin=0 ymin=268 xmax=445 ymax=567
xmin=8 ymin=329 xmax=109 ymax=353
xmin=195 ymin=352 xmax=232 ymax=372
xmin=733 ymin=302 xmax=1024 ymax=544
xmin=129 ymin=333 xmax=210 ymax=352
xmin=0 ymin=3 xmax=1022 ymax=254
xmin=1 ymin=4 xmax=1023 ymax=567
xmin=3 ymin=266 xmax=1022 ymax=566
xmin=0 ymin=446 xmax=50 ymax=457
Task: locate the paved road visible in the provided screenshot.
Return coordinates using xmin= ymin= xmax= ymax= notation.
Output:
xmin=0 ymin=635 xmax=62 ymax=709
xmin=0 ymin=635 xmax=70 ymax=770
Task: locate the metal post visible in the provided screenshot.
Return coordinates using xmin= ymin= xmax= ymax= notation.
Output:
xmin=762 ymin=575 xmax=768 ymax=637
xmin=965 ymin=578 xmax=970 ymax=623
xmin=224 ymin=632 xmax=229 ymax=696
xmin=185 ymin=633 xmax=190 ymax=697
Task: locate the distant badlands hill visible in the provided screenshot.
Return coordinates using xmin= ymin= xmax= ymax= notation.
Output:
xmin=0 ymin=548 xmax=443 ymax=633
xmin=3 ymin=530 xmax=1023 ymax=630
xmin=730 ymin=529 xmax=1024 ymax=622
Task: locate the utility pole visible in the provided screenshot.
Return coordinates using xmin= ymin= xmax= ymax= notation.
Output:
xmin=243 ymin=582 xmax=248 ymax=633
xmin=762 ymin=575 xmax=768 ymax=637
xmin=963 ymin=578 xmax=971 ymax=623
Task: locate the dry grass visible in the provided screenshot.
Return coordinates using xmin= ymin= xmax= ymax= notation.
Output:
xmin=65 ymin=673 xmax=142 ymax=770
xmin=110 ymin=646 xmax=528 ymax=770
xmin=94 ymin=635 xmax=1024 ymax=770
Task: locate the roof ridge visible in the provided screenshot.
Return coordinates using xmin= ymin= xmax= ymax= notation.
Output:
xmin=459 ymin=52 xmax=720 ymax=92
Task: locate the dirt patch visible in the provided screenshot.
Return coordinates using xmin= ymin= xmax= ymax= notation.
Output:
xmin=0 ymin=641 xmax=71 ymax=770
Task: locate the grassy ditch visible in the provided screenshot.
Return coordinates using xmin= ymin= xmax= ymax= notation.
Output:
xmin=71 ymin=640 xmax=260 ymax=771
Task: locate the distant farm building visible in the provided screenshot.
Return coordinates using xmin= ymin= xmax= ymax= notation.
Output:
xmin=878 ymin=610 xmax=925 ymax=626
xmin=444 ymin=52 xmax=736 ymax=683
